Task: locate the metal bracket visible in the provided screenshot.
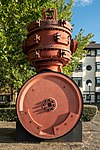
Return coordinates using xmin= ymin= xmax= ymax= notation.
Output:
xmin=42 ymin=8 xmax=57 ymax=20
xmin=54 ymin=33 xmax=61 ymax=41
xmin=34 ymin=50 xmax=41 ymax=58
xmin=34 ymin=34 xmax=41 ymax=44
xmin=54 ymin=33 xmax=69 ymax=45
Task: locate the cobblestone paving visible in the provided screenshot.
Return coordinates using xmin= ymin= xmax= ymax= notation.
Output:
xmin=0 ymin=112 xmax=100 ymax=150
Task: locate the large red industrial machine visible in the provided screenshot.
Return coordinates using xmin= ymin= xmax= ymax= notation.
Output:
xmin=16 ymin=8 xmax=83 ymax=140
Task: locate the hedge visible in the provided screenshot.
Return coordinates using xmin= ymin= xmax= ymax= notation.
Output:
xmin=0 ymin=102 xmax=15 ymax=108
xmin=0 ymin=107 xmax=17 ymax=122
xmin=0 ymin=105 xmax=98 ymax=122
xmin=81 ymin=105 xmax=98 ymax=122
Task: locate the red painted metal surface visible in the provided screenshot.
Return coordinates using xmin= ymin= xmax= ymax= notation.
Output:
xmin=16 ymin=8 xmax=82 ymax=140
xmin=22 ymin=8 xmax=78 ymax=72
xmin=17 ymin=72 xmax=82 ymax=139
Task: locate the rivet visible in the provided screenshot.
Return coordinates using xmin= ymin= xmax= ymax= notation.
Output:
xmin=20 ymin=112 xmax=24 ymax=115
xmin=44 ymin=107 xmax=47 ymax=110
xmin=45 ymin=100 xmax=48 ymax=103
xmin=48 ymin=108 xmax=51 ymax=111
xmin=64 ymin=123 xmax=67 ymax=125
xmin=43 ymin=104 xmax=46 ymax=106
xmin=52 ymin=100 xmax=55 ymax=103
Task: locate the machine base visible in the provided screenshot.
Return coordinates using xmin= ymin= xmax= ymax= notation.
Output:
xmin=16 ymin=120 xmax=82 ymax=142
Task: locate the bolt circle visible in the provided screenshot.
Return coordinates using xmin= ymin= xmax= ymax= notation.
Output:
xmin=42 ymin=98 xmax=57 ymax=112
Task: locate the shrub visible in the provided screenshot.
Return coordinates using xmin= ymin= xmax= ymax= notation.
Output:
xmin=0 ymin=102 xmax=9 ymax=108
xmin=81 ymin=105 xmax=98 ymax=122
xmin=0 ymin=102 xmax=16 ymax=108
xmin=0 ymin=104 xmax=98 ymax=122
xmin=0 ymin=107 xmax=17 ymax=122
xmin=6 ymin=102 xmax=16 ymax=108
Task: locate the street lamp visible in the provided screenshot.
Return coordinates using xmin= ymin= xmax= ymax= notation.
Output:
xmin=87 ymin=82 xmax=92 ymax=104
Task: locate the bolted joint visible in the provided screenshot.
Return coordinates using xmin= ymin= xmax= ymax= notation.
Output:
xmin=54 ymin=33 xmax=61 ymax=42
xmin=34 ymin=34 xmax=41 ymax=44
xmin=42 ymin=98 xmax=57 ymax=112
xmin=34 ymin=50 xmax=41 ymax=58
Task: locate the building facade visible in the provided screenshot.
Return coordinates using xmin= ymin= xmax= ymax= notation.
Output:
xmin=72 ymin=41 xmax=100 ymax=104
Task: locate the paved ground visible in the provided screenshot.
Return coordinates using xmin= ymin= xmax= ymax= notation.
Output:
xmin=0 ymin=111 xmax=100 ymax=150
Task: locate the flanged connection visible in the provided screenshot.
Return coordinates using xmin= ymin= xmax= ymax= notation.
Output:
xmin=42 ymin=98 xmax=57 ymax=111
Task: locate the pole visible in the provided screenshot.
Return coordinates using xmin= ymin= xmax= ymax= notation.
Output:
xmin=89 ymin=86 xmax=91 ymax=104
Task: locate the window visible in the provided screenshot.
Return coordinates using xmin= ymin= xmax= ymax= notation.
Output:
xmin=86 ymin=65 xmax=92 ymax=71
xmin=96 ymin=62 xmax=100 ymax=71
xmin=86 ymin=49 xmax=95 ymax=56
xmin=72 ymin=77 xmax=82 ymax=87
xmin=96 ymin=49 xmax=100 ymax=56
xmin=95 ymin=77 xmax=100 ymax=86
xmin=0 ymin=95 xmax=10 ymax=102
xmin=86 ymin=94 xmax=91 ymax=101
xmin=86 ymin=80 xmax=92 ymax=85
xmin=77 ymin=63 xmax=82 ymax=72
xmin=73 ymin=63 xmax=82 ymax=72
xmin=96 ymin=92 xmax=100 ymax=102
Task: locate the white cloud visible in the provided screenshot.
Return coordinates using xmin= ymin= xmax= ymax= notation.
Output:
xmin=74 ymin=0 xmax=93 ymax=6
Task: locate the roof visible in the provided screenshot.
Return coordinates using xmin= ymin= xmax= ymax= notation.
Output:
xmin=84 ymin=42 xmax=100 ymax=49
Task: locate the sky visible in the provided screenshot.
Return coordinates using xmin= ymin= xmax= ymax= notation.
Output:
xmin=67 ymin=0 xmax=100 ymax=43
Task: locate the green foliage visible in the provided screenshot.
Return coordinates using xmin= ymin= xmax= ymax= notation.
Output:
xmin=81 ymin=105 xmax=98 ymax=122
xmin=0 ymin=104 xmax=98 ymax=122
xmin=45 ymin=0 xmax=74 ymax=21
xmin=0 ymin=107 xmax=17 ymax=121
xmin=0 ymin=101 xmax=15 ymax=108
xmin=0 ymin=102 xmax=8 ymax=108
xmin=0 ymin=0 xmax=44 ymax=91
xmin=63 ymin=29 xmax=93 ymax=76
xmin=0 ymin=0 xmax=93 ymax=92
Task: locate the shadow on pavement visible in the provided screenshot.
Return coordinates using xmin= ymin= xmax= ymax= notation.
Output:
xmin=0 ymin=128 xmax=16 ymax=143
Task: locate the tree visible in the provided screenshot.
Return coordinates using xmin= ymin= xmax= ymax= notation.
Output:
xmin=0 ymin=0 xmax=93 ymax=96
xmin=63 ymin=29 xmax=93 ymax=75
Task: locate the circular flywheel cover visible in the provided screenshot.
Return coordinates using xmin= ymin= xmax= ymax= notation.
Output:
xmin=16 ymin=72 xmax=83 ymax=139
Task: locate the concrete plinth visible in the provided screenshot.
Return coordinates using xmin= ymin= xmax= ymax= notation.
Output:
xmin=16 ymin=120 xmax=82 ymax=142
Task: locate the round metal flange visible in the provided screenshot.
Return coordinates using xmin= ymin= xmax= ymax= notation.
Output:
xmin=16 ymin=72 xmax=83 ymax=139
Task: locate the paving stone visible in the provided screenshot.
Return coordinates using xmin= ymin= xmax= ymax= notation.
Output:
xmin=0 ymin=111 xmax=100 ymax=150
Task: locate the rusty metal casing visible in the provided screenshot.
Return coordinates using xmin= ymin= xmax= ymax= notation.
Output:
xmin=22 ymin=8 xmax=78 ymax=72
